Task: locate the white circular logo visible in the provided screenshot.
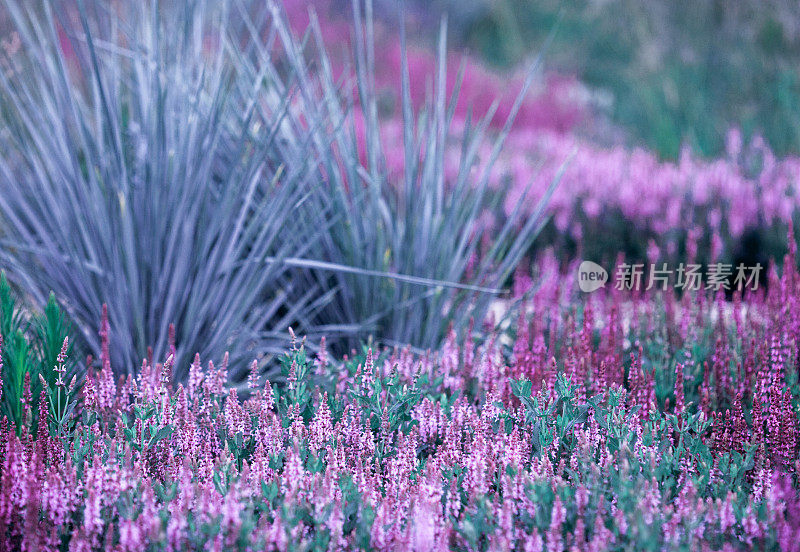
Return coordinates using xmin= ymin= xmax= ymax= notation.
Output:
xmin=578 ymin=261 xmax=608 ymax=292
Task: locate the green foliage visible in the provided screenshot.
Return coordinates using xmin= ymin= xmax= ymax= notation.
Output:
xmin=462 ymin=0 xmax=800 ymax=158
xmin=511 ymin=373 xmax=597 ymax=459
xmin=37 ymin=293 xmax=74 ymax=389
xmin=0 ymin=271 xmax=74 ymax=433
xmin=456 ymin=496 xmax=497 ymax=551
xmin=275 ymin=341 xmax=316 ymax=425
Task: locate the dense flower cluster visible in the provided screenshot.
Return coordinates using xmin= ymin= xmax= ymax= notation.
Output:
xmin=499 ymin=128 xmax=800 ymax=260
xmin=3 ymin=245 xmax=800 ymax=550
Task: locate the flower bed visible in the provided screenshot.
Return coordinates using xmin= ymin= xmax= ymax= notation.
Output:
xmin=2 ymin=2 xmax=800 ymax=550
xmin=3 ymin=251 xmax=800 ymax=551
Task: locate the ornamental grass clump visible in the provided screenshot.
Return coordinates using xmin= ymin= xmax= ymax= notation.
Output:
xmin=240 ymin=2 xmax=558 ymax=353
xmin=2 ymin=252 xmax=799 ymax=550
xmin=0 ymin=0 xmax=327 ymax=380
xmin=0 ymin=0 xmax=557 ymax=377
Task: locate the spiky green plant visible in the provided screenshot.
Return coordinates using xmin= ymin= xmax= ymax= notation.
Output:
xmin=0 ymin=272 xmax=74 ymax=433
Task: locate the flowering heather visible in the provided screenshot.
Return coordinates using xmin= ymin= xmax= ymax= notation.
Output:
xmin=499 ymin=128 xmax=800 ymax=262
xmin=3 ymin=251 xmax=800 ymax=550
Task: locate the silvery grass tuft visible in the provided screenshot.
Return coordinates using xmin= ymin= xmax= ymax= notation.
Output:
xmin=0 ymin=0 xmax=557 ymax=378
xmin=0 ymin=0 xmax=325 ymax=379
xmin=261 ymin=0 xmax=559 ymax=352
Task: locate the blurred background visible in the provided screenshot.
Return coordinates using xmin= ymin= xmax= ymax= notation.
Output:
xmin=288 ymin=0 xmax=800 ymax=268
xmin=369 ymin=0 xmax=800 ymax=160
